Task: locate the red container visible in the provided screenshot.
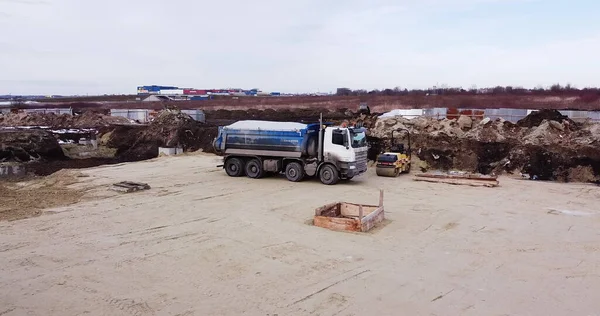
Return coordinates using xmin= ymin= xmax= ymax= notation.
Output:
xmin=183 ymin=89 xmax=207 ymax=95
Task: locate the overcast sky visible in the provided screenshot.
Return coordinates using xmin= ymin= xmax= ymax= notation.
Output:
xmin=1 ymin=0 xmax=599 ymax=95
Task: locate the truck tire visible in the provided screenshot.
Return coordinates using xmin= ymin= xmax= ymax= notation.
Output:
xmin=285 ymin=162 xmax=304 ymax=182
xmin=245 ymin=159 xmax=264 ymax=179
xmin=319 ymin=164 xmax=339 ymax=185
xmin=225 ymin=158 xmax=244 ymax=177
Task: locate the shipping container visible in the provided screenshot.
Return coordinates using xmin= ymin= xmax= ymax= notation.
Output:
xmin=183 ymin=89 xmax=207 ymax=95
xmin=270 ymin=92 xmax=281 ymax=96
xmin=190 ymin=96 xmax=211 ymax=101
xmin=159 ymin=89 xmax=184 ymax=95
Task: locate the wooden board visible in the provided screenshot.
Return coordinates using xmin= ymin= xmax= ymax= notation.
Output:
xmin=340 ymin=203 xmax=378 ymax=218
xmin=414 ymin=177 xmax=499 ymax=187
xmin=313 ymin=216 xmax=361 ymax=232
xmin=415 ymin=172 xmax=498 ymax=181
xmin=110 ymin=181 xmax=151 ymax=193
xmin=360 ymin=206 xmax=385 ymax=232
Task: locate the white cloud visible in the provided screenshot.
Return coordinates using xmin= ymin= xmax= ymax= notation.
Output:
xmin=0 ymin=0 xmax=598 ymax=94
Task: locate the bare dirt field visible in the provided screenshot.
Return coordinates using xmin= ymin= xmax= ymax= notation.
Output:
xmin=1 ymin=154 xmax=599 ymax=315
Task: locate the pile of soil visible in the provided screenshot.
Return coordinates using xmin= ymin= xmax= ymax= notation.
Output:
xmin=0 ymin=111 xmax=130 ymax=128
xmin=0 ymin=169 xmax=85 ymax=221
xmin=370 ymin=110 xmax=600 ymax=183
xmin=109 ymin=110 xmax=217 ymax=161
xmin=517 ymin=109 xmax=574 ymax=128
xmin=0 ymin=130 xmax=65 ymax=162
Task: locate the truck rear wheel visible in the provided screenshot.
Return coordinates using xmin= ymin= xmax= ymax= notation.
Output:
xmin=285 ymin=162 xmax=304 ymax=182
xmin=245 ymin=159 xmax=264 ymax=179
xmin=319 ymin=164 xmax=339 ymax=185
xmin=225 ymin=158 xmax=244 ymax=177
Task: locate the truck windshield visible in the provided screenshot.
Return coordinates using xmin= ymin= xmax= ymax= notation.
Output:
xmin=350 ymin=130 xmax=367 ymax=148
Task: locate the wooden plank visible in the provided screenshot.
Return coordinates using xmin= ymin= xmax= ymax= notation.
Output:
xmin=361 ymin=207 xmax=385 ymax=232
xmin=313 ymin=216 xmax=361 ymax=232
xmin=340 ymin=203 xmax=377 ymax=217
xmin=415 ymin=173 xmax=497 ymax=181
xmin=413 ymin=177 xmax=499 ymax=187
xmin=315 ymin=202 xmax=340 ymax=216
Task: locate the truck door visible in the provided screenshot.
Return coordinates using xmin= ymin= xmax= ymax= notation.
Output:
xmin=323 ymin=128 xmax=354 ymax=163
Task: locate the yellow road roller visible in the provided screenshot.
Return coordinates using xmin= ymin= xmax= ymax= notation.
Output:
xmin=375 ymin=128 xmax=411 ymax=177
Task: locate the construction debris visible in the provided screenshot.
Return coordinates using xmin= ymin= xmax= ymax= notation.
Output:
xmin=107 ymin=109 xmax=217 ymax=161
xmin=369 ymin=109 xmax=600 ymax=182
xmin=110 ymin=181 xmax=151 ymax=193
xmin=414 ymin=171 xmax=499 ymax=187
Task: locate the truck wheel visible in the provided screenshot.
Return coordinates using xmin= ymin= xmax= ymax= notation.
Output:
xmin=319 ymin=164 xmax=339 ymax=185
xmin=285 ymin=162 xmax=304 ymax=182
xmin=245 ymin=159 xmax=264 ymax=179
xmin=225 ymin=158 xmax=244 ymax=177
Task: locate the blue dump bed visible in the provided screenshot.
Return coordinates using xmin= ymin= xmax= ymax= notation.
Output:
xmin=213 ymin=120 xmax=321 ymax=156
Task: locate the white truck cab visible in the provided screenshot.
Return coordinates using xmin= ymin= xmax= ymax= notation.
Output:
xmin=322 ymin=126 xmax=368 ymax=179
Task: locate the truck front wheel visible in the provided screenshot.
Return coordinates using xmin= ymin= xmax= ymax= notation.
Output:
xmin=319 ymin=164 xmax=339 ymax=185
xmin=285 ymin=162 xmax=304 ymax=182
xmin=225 ymin=158 xmax=244 ymax=177
xmin=245 ymin=159 xmax=264 ymax=179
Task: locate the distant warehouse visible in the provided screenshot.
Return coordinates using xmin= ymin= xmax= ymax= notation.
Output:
xmin=136 ymin=85 xmax=283 ymax=98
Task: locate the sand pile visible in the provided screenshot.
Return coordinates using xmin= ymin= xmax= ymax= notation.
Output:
xmin=0 ymin=169 xmax=86 ymax=221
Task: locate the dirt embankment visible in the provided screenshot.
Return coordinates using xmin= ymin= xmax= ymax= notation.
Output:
xmin=0 ymin=111 xmax=130 ymax=128
xmin=26 ymin=94 xmax=600 ymax=112
xmin=2 ymin=108 xmax=600 ymax=183
xmin=0 ymin=130 xmax=66 ymax=163
xmin=370 ymin=110 xmax=600 ymax=182
xmin=104 ymin=110 xmax=218 ymax=161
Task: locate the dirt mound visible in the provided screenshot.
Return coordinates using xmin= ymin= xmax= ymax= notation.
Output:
xmin=522 ymin=120 xmax=568 ymax=146
xmin=368 ymin=109 xmax=600 ymax=182
xmin=517 ymin=109 xmax=573 ymax=128
xmin=0 ymin=130 xmax=65 ymax=162
xmin=69 ymin=111 xmax=130 ymax=128
xmin=0 ymin=169 xmax=86 ymax=221
xmin=114 ymin=110 xmax=217 ymax=161
xmin=0 ymin=111 xmax=130 ymax=128
xmin=370 ymin=116 xmax=464 ymax=139
xmin=465 ymin=119 xmax=520 ymax=143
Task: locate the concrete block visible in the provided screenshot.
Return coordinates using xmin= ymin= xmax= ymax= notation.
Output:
xmin=0 ymin=164 xmax=26 ymax=178
xmin=158 ymin=147 xmax=183 ymax=156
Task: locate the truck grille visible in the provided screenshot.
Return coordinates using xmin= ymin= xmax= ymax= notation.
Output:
xmin=355 ymin=150 xmax=368 ymax=172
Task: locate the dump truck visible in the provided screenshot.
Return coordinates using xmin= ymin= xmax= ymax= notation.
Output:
xmin=213 ymin=117 xmax=368 ymax=185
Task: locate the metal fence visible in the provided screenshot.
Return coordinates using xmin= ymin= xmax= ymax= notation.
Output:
xmin=25 ymin=108 xmax=73 ymax=115
xmin=181 ymin=109 xmax=206 ymax=123
xmin=109 ymin=109 xmax=206 ymax=123
xmin=110 ymin=109 xmax=149 ymax=122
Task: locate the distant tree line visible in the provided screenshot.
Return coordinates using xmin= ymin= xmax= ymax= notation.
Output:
xmin=336 ymin=84 xmax=600 ymax=99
